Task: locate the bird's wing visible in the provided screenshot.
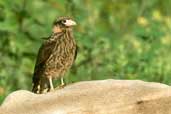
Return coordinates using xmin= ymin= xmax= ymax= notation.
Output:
xmin=34 ymin=33 xmax=63 ymax=69
xmin=32 ymin=33 xmax=63 ymax=93
xmin=32 ymin=37 xmax=57 ymax=88
xmin=35 ymin=41 xmax=55 ymax=66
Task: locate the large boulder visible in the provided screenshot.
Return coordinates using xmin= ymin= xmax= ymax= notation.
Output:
xmin=1 ymin=79 xmax=171 ymax=114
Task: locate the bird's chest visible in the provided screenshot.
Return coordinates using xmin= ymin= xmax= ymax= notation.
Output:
xmin=56 ymin=36 xmax=75 ymax=58
xmin=47 ymin=35 xmax=76 ymax=68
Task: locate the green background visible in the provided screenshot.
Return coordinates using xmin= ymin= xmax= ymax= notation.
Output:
xmin=0 ymin=0 xmax=171 ymax=104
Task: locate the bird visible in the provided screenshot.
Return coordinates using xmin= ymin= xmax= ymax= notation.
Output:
xmin=32 ymin=17 xmax=77 ymax=93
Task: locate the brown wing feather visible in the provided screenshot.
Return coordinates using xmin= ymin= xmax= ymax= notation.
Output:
xmin=35 ymin=40 xmax=55 ymax=67
xmin=32 ymin=33 xmax=63 ymax=89
xmin=32 ymin=38 xmax=57 ymax=92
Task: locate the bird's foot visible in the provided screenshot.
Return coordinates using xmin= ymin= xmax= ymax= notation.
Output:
xmin=49 ymin=88 xmax=54 ymax=92
xmin=39 ymin=88 xmax=49 ymax=94
xmin=60 ymin=83 xmax=66 ymax=88
xmin=55 ymin=83 xmax=66 ymax=90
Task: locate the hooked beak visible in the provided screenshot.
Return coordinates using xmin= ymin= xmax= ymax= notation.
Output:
xmin=64 ymin=19 xmax=77 ymax=26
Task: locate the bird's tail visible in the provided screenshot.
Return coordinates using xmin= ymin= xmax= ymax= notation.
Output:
xmin=32 ymin=74 xmax=40 ymax=93
xmin=32 ymin=73 xmax=50 ymax=93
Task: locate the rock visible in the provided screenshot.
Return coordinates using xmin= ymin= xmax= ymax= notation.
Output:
xmin=0 ymin=79 xmax=171 ymax=114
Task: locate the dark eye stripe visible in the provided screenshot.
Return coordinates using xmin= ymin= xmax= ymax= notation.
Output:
xmin=62 ymin=20 xmax=66 ymax=23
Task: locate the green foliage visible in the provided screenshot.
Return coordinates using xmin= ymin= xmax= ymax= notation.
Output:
xmin=0 ymin=0 xmax=171 ymax=103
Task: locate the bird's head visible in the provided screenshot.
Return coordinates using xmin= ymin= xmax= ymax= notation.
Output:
xmin=53 ymin=17 xmax=76 ymax=33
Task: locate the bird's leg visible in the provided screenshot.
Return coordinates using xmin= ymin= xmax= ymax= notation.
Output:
xmin=61 ymin=77 xmax=65 ymax=86
xmin=55 ymin=77 xmax=66 ymax=90
xmin=58 ymin=77 xmax=66 ymax=88
xmin=48 ymin=77 xmax=54 ymax=91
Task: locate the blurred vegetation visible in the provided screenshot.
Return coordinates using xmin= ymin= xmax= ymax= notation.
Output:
xmin=0 ymin=0 xmax=171 ymax=103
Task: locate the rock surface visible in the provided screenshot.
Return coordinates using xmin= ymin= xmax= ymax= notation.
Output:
xmin=1 ymin=79 xmax=171 ymax=114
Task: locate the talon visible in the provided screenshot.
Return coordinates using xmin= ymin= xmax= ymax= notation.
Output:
xmin=53 ymin=77 xmax=66 ymax=90
xmin=60 ymin=83 xmax=66 ymax=88
xmin=49 ymin=88 xmax=54 ymax=92
xmin=55 ymin=85 xmax=65 ymax=89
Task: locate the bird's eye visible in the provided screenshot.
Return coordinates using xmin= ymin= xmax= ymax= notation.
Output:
xmin=61 ymin=20 xmax=66 ymax=24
